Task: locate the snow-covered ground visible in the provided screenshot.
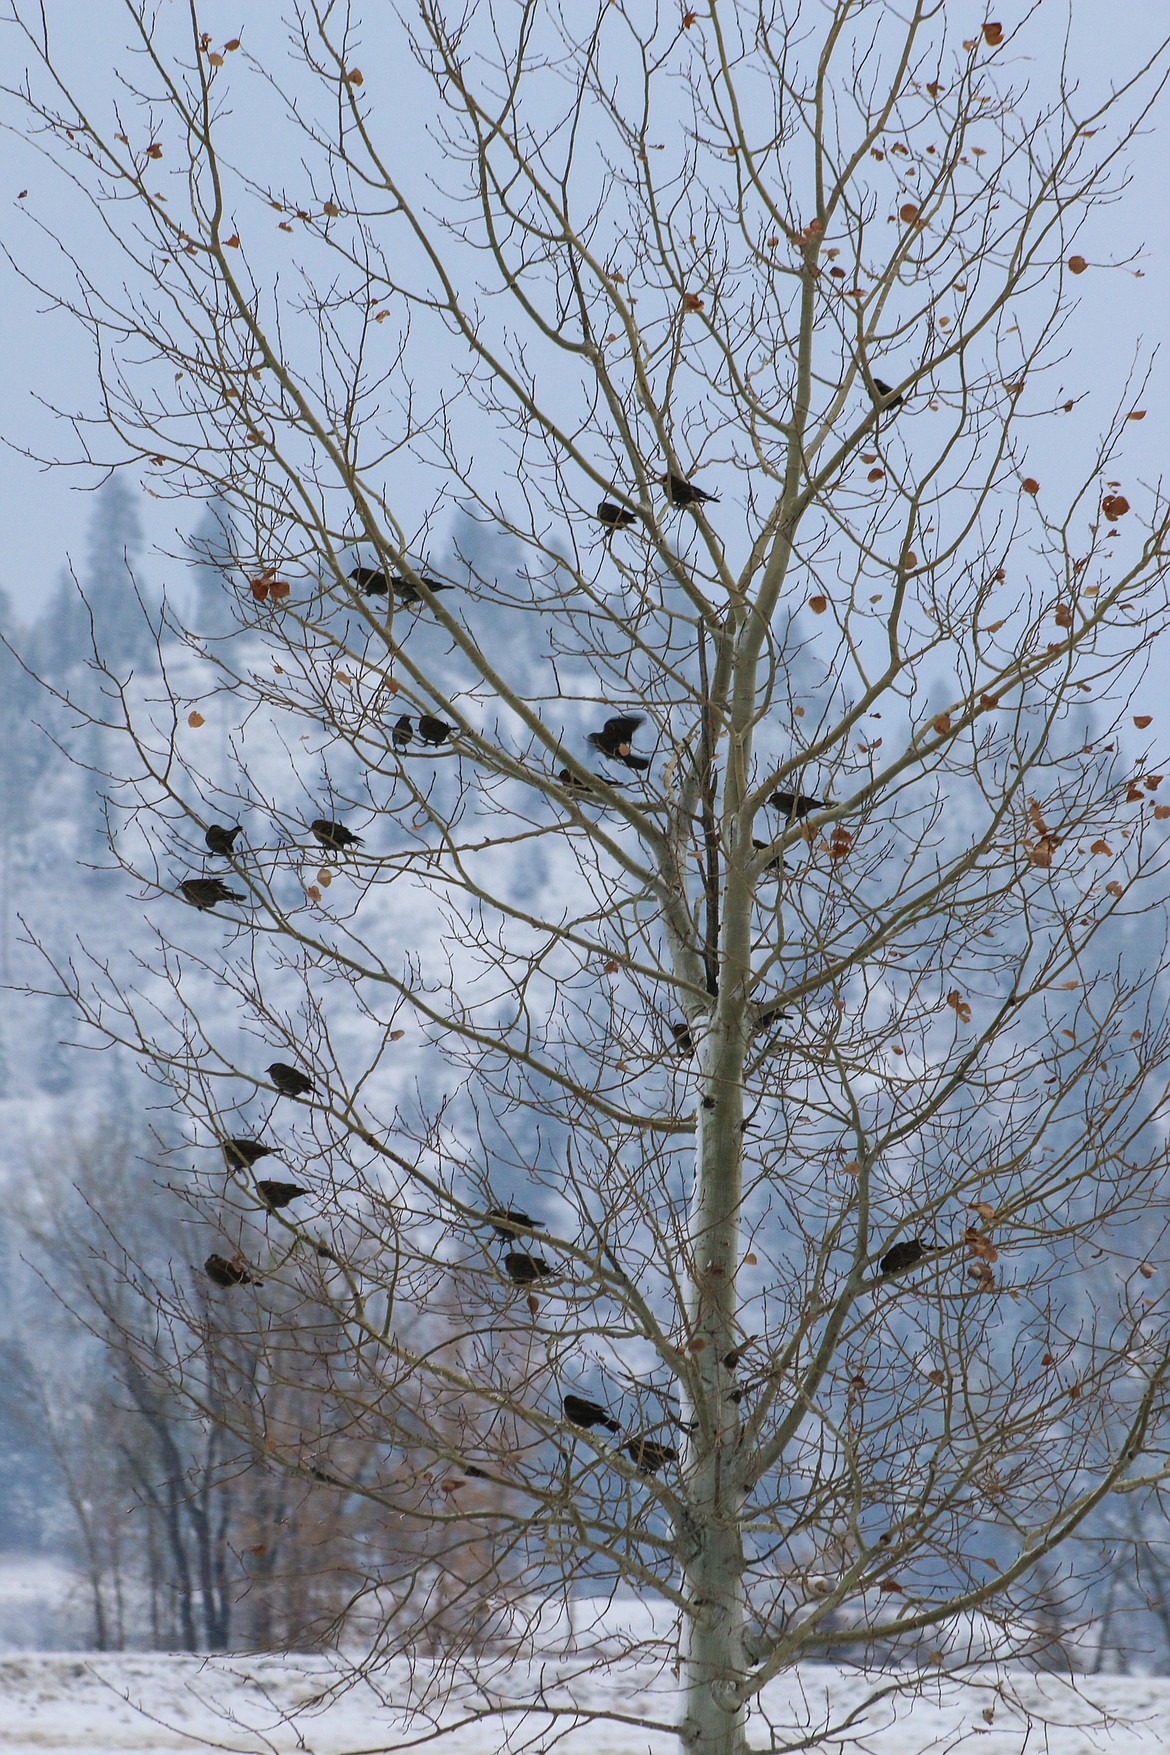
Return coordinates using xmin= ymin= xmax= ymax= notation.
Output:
xmin=1 ymin=1650 xmax=1169 ymax=1754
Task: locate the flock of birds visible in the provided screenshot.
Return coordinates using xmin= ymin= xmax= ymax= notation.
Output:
xmin=187 ymin=419 xmax=933 ymax=1479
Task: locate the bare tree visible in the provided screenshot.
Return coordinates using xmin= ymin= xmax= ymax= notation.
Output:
xmin=7 ymin=3 xmax=1170 ymax=1750
xmin=8 ymin=1127 xmax=433 ymax=1653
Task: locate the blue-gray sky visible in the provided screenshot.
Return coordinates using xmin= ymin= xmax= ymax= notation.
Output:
xmin=1 ymin=2 xmax=1168 ymax=633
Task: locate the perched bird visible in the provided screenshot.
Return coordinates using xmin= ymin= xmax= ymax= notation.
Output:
xmin=310 ymin=819 xmax=363 ymax=851
xmin=417 ymin=716 xmax=453 ymax=746
xmin=596 ymin=500 xmax=638 ymax=531
xmin=722 ymin=1337 xmax=756 ymax=1370
xmin=487 ymin=1207 xmax=546 ymax=1240
xmin=222 ymin=1137 xmax=277 ymax=1171
xmin=670 ymin=1021 xmax=695 ymax=1056
xmin=768 ymin=789 xmax=827 ymax=820
xmin=267 ymin=1061 xmax=314 ymax=1099
xmin=556 ymin=767 xmax=624 ymax=793
xmin=180 ymin=876 xmax=245 ymax=910
xmin=754 ymin=1002 xmax=791 ymax=1032
xmin=256 ymin=1179 xmax=308 ymax=1211
xmin=504 ymin=1251 xmax=553 ymax=1286
xmin=204 ymin=1253 xmax=262 ymax=1288
xmin=879 ymin=1238 xmax=933 ymax=1277
xmin=350 ymin=566 xmax=452 ymax=604
xmin=872 ymin=377 xmax=905 ymax=411
xmin=392 ymin=715 xmax=414 ymax=750
xmin=660 ymin=471 xmax=720 ymax=507
xmin=587 ymin=713 xmax=650 ymax=772
xmin=204 ymin=823 xmax=242 ymax=857
xmin=625 ymin=1436 xmax=677 ymax=1476
xmin=563 ymin=1393 xmax=621 ymax=1435
xmin=752 ymin=837 xmax=783 ymax=877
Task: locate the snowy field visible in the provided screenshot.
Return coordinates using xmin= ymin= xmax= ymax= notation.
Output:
xmin=2 ymin=1651 xmax=1170 ymax=1754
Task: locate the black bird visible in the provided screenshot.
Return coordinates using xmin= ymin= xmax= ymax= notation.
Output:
xmin=879 ymin=1237 xmax=932 ymax=1277
xmin=752 ymin=837 xmax=783 ymax=877
xmin=487 ymin=1207 xmax=546 ymax=1240
xmin=349 ymin=566 xmax=451 ymax=604
xmin=204 ymin=1253 xmax=262 ymax=1288
xmin=596 ymin=500 xmax=638 ymax=531
xmin=670 ymin=1021 xmax=695 ymax=1056
xmin=504 ymin=1251 xmax=553 ymax=1286
xmin=660 ymin=472 xmax=720 ymax=507
xmin=556 ymin=767 xmax=624 ymax=793
xmin=563 ymin=1393 xmax=621 ymax=1435
xmin=872 ymin=377 xmax=905 ymax=411
xmin=768 ymin=789 xmax=827 ymax=820
xmin=417 ymin=716 xmax=453 ymax=746
xmin=392 ymin=715 xmax=414 ymax=750
xmin=754 ymin=1002 xmax=791 ymax=1032
xmin=222 ymin=1137 xmax=277 ymax=1171
xmin=256 ymin=1179 xmax=308 ymax=1211
xmin=625 ymin=1436 xmax=677 ymax=1475
xmin=204 ymin=823 xmax=242 ymax=857
xmin=310 ymin=819 xmax=362 ymax=851
xmin=587 ymin=713 xmax=650 ymax=772
xmin=180 ymin=876 xmax=245 ymax=910
xmin=267 ymin=1061 xmax=314 ymax=1099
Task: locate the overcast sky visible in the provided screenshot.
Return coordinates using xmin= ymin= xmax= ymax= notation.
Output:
xmin=1 ymin=2 xmax=1169 ymax=634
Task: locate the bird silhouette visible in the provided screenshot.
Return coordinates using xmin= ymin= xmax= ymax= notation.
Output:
xmin=504 ymin=1251 xmax=553 ymax=1286
xmin=625 ymin=1436 xmax=677 ymax=1475
xmin=487 ymin=1207 xmax=545 ymax=1240
xmin=879 ymin=1238 xmax=933 ymax=1276
xmin=256 ymin=1179 xmax=308 ymax=1211
xmin=204 ymin=1253 xmax=262 ymax=1288
xmin=768 ymin=789 xmax=827 ymax=820
xmin=557 ymin=768 xmax=625 ymax=794
xmin=660 ymin=472 xmax=719 ymax=507
xmin=670 ymin=1021 xmax=695 ymax=1056
xmin=310 ymin=819 xmax=362 ymax=851
xmin=417 ymin=716 xmax=453 ymax=746
xmin=267 ymin=1061 xmax=314 ymax=1098
xmin=752 ymin=837 xmax=783 ymax=877
xmin=587 ymin=713 xmax=650 ymax=772
xmin=596 ymin=500 xmax=638 ymax=530
xmin=872 ymin=377 xmax=905 ymax=411
xmin=563 ymin=1393 xmax=621 ymax=1434
xmin=222 ymin=1137 xmax=277 ymax=1171
xmin=392 ymin=715 xmax=413 ymax=750
xmin=350 ymin=566 xmax=452 ymax=604
xmin=204 ymin=823 xmax=242 ymax=857
xmin=180 ymin=877 xmax=245 ymax=910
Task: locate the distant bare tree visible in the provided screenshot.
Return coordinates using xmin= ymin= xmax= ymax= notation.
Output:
xmin=9 ymin=1128 xmax=441 ymax=1652
xmin=8 ymin=3 xmax=1170 ymax=1750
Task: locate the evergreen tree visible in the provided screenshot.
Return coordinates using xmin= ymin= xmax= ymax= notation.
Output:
xmin=187 ymin=496 xmax=240 ymax=640
xmin=82 ymin=478 xmax=152 ymax=669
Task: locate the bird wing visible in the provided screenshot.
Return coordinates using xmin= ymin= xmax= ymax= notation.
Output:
xmin=603 ymin=714 xmax=644 ymax=741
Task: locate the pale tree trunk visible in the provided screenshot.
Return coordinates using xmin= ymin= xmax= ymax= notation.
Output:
xmin=681 ymin=869 xmax=753 ymax=1755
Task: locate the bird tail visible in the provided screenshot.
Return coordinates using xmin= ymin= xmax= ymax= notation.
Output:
xmin=621 ymin=753 xmax=651 ymax=772
xmin=602 ymin=1414 xmax=622 ymax=1434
